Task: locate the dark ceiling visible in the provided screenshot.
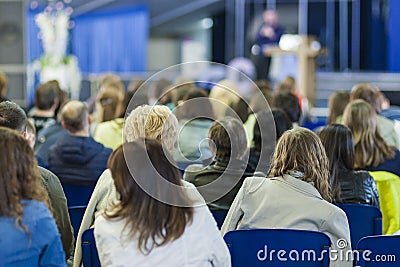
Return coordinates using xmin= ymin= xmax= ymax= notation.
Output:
xmin=29 ymin=0 xmax=225 ymax=36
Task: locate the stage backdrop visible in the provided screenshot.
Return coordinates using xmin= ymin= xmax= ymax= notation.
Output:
xmin=72 ymin=5 xmax=149 ymax=74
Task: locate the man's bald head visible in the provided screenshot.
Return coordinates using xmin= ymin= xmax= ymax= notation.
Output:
xmin=61 ymin=101 xmax=89 ymax=133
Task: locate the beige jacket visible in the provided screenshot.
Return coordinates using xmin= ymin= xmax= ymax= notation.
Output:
xmin=221 ymin=175 xmax=352 ymax=267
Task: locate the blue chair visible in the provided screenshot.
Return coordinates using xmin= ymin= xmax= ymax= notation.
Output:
xmin=356 ymin=235 xmax=400 ymax=266
xmin=224 ymin=229 xmax=331 ymax=266
xmin=82 ymin=228 xmax=101 ymax=267
xmin=210 ymin=209 xmax=228 ymax=229
xmin=62 ymin=184 xmax=95 ymax=206
xmin=337 ymin=204 xmax=382 ymax=247
xmin=68 ymin=205 xmax=86 ymax=239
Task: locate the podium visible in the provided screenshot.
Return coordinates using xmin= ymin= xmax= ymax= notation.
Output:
xmin=264 ymin=36 xmax=322 ymax=106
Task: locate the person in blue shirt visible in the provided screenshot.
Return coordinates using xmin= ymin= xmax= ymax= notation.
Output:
xmin=253 ymin=10 xmax=285 ymax=80
xmin=0 ymin=127 xmax=66 ymax=267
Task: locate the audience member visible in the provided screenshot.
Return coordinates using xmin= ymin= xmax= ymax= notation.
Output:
xmin=94 ymin=90 xmax=145 ymax=150
xmin=221 ymin=127 xmax=352 ymax=267
xmin=319 ymin=124 xmax=380 ymax=207
xmin=272 ymin=92 xmax=302 ymax=126
xmin=248 ymin=108 xmax=292 ymax=173
xmin=342 ymin=99 xmax=400 ymax=176
xmin=0 ymin=101 xmax=73 ymax=259
xmin=244 ymin=82 xmax=273 ymax=145
xmin=209 ymin=79 xmax=241 ymax=120
xmin=184 ymin=117 xmax=254 ymax=210
xmin=95 ymin=139 xmax=230 ymax=266
xmin=48 ymin=101 xmax=112 ymax=186
xmin=350 ymin=83 xmax=400 ymax=149
xmin=29 ymin=81 xmax=60 ymax=132
xmin=174 ymin=88 xmax=214 ymax=163
xmin=73 ymin=105 xmax=178 ymax=266
xmin=327 ymin=90 xmax=350 ymax=124
xmin=0 ymin=71 xmax=9 ymax=102
xmin=25 ymin=119 xmax=46 ymax=168
xmin=34 ymin=112 xmax=68 ymax=168
xmin=0 ymin=127 xmax=67 ymax=266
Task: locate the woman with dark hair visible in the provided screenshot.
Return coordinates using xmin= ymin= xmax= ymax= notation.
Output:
xmin=222 ymin=128 xmax=352 ymax=267
xmin=184 ymin=117 xmax=254 ymax=211
xmin=319 ymin=124 xmax=379 ymax=207
xmin=248 ymin=108 xmax=292 ymax=173
xmin=94 ymin=139 xmax=230 ymax=266
xmin=272 ymin=92 xmax=302 ymax=125
xmin=0 ymin=127 xmax=66 ymax=266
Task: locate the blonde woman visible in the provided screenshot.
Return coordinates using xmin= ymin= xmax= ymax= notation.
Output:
xmin=342 ymin=99 xmax=400 ymax=176
xmin=221 ymin=127 xmax=352 ymax=267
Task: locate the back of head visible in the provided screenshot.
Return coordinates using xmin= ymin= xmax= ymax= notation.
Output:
xmin=106 ymin=139 xmax=193 ymax=253
xmin=124 ymin=105 xmax=178 ymax=152
xmin=269 ymin=127 xmax=331 ymax=202
xmin=327 ymin=90 xmax=350 ymax=124
xmin=0 ymin=101 xmax=27 ymax=133
xmin=273 ymin=93 xmax=301 ymax=123
xmin=342 ymin=99 xmax=394 ymax=168
xmin=208 ymin=117 xmax=247 ymax=160
xmin=34 ymin=81 xmax=59 ymax=111
xmin=61 ymin=101 xmax=89 ymax=133
xmin=0 ymin=127 xmax=47 ymax=224
xmin=209 ymin=79 xmax=241 ymax=119
xmin=97 ymin=89 xmax=122 ymax=122
xmin=253 ymin=108 xmax=292 ymax=151
xmin=0 ymin=71 xmax=8 ymax=97
xmin=319 ymin=124 xmax=354 ymax=201
xmin=319 ymin=124 xmax=355 ymax=171
xmin=351 ymin=83 xmax=382 ymax=114
xmin=175 ymin=87 xmax=214 ymax=121
xmin=275 ymin=76 xmax=295 ymax=95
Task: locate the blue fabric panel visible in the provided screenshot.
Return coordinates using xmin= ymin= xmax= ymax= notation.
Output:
xmin=388 ymin=0 xmax=400 ymax=72
xmin=72 ymin=5 xmax=149 ymax=74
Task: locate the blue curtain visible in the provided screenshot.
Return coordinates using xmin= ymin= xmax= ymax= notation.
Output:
xmin=72 ymin=5 xmax=149 ymax=74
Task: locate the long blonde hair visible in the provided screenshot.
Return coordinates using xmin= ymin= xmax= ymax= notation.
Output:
xmin=269 ymin=127 xmax=332 ymax=202
xmin=342 ymin=99 xmax=395 ymax=168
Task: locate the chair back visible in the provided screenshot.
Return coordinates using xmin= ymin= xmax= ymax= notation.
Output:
xmin=210 ymin=209 xmax=228 ymax=229
xmin=224 ymin=229 xmax=331 ymax=267
xmin=82 ymin=228 xmax=101 ymax=267
xmin=68 ymin=205 xmax=86 ymax=239
xmin=62 ymin=184 xmax=95 ymax=206
xmin=356 ymin=235 xmax=400 ymax=266
xmin=337 ymin=204 xmax=382 ymax=246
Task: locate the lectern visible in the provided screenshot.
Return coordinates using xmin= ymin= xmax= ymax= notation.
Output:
xmin=264 ymin=36 xmax=322 ymax=106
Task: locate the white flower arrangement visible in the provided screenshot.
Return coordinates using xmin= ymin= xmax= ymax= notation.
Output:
xmin=28 ymin=2 xmax=81 ymax=100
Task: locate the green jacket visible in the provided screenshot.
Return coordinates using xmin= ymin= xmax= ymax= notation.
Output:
xmin=38 ymin=166 xmax=74 ymax=259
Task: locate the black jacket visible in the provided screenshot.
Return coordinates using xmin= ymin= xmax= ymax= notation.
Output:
xmin=184 ymin=158 xmax=254 ymax=210
xmin=48 ymin=135 xmax=112 ymax=186
xmin=336 ymin=169 xmax=380 ymax=207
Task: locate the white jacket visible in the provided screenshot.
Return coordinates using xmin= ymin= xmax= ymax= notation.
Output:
xmin=221 ymin=175 xmax=352 ymax=267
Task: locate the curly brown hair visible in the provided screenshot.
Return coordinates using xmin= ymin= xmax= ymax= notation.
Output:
xmin=269 ymin=127 xmax=332 ymax=202
xmin=0 ymin=127 xmax=49 ymax=234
